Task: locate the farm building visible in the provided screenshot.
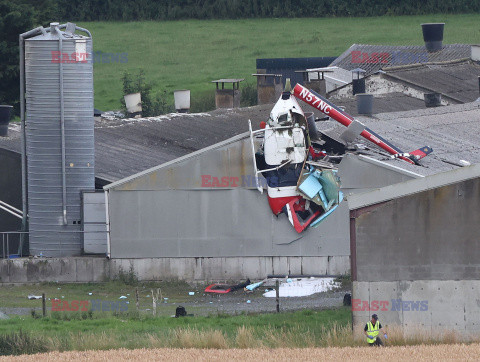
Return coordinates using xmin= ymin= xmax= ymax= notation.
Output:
xmin=349 ymin=163 xmax=480 ymax=337
xmin=98 ymin=101 xmax=480 ymax=281
xmin=1 ymin=97 xmax=480 ymax=282
xmin=324 ymin=43 xmax=472 ymax=92
xmin=328 ymin=58 xmax=480 ymax=107
xmin=1 ymin=21 xmax=480 ymax=287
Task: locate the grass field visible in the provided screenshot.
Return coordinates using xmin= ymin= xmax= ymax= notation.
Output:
xmin=79 ymin=14 xmax=480 ymax=112
xmin=0 ymin=308 xmax=351 ymax=354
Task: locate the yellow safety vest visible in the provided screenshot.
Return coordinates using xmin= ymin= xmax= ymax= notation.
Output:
xmin=367 ymin=321 xmax=380 ymax=343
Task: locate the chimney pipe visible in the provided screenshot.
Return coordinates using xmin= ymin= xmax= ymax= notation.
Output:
xmin=424 ymin=93 xmax=442 ymax=107
xmin=472 ymin=45 xmax=480 ymax=62
xmin=421 ymin=23 xmax=445 ymax=52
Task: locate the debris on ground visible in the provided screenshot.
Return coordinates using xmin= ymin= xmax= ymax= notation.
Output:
xmin=205 ymin=279 xmax=251 ymax=294
xmin=245 ymin=281 xmax=264 ymax=291
xmin=27 ymin=295 xmax=42 ymax=300
xmin=263 ymin=277 xmax=340 ymax=297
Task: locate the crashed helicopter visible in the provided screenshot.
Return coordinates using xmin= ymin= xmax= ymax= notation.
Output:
xmin=248 ymin=80 xmax=433 ymax=233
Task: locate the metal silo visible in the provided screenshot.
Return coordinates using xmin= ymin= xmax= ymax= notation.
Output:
xmin=23 ymin=23 xmax=94 ymax=256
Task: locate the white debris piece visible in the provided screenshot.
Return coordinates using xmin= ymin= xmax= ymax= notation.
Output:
xmin=263 ymin=277 xmax=340 ymax=298
xmin=119 ymin=296 xmax=127 ymax=299
xmin=27 ymin=295 xmax=42 ymax=300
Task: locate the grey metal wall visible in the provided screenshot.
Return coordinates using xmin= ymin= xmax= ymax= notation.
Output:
xmin=352 ymin=177 xmax=480 ymax=282
xmin=106 ymin=135 xmax=350 ymax=262
xmin=108 ymin=188 xmax=350 ymax=258
xmin=350 ymin=172 xmax=480 ymax=338
xmin=25 ymin=29 xmax=94 ymax=256
xmin=82 ymin=191 xmax=107 ymax=254
xmin=105 ymin=135 xmax=422 ymax=278
xmin=338 ymin=153 xmax=421 ymax=195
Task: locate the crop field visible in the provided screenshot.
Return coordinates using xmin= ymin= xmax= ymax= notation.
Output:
xmin=80 ymin=14 xmax=480 ymax=111
xmin=2 ymin=344 xmax=480 ymax=361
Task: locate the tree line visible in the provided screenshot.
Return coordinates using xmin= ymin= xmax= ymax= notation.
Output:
xmin=0 ymin=0 xmax=478 ymax=113
xmin=10 ymin=0 xmax=480 ymax=23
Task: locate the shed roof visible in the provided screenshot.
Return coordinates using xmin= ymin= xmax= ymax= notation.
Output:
xmin=348 ymin=162 xmax=480 ymax=210
xmin=2 ymin=100 xmax=480 ymax=186
xmin=317 ymin=101 xmax=480 ymax=176
xmin=0 ymin=106 xmax=271 ymax=183
xmin=332 ymin=92 xmax=426 ymax=117
xmin=330 ymin=43 xmax=471 ymax=75
xmin=382 ymin=59 xmax=480 ymax=103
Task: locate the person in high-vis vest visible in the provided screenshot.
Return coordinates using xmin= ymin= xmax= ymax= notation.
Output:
xmin=364 ymin=314 xmax=387 ymax=346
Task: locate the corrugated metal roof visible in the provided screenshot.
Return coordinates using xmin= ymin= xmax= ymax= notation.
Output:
xmin=333 ymin=92 xmax=426 ymax=117
xmin=383 ymin=60 xmax=480 ymax=103
xmin=348 ymin=162 xmax=480 ymax=210
xmin=2 ymin=100 xmax=480 ymax=185
xmin=317 ymin=101 xmax=480 ymax=176
xmin=0 ymin=106 xmax=272 ymax=183
xmin=330 ymin=43 xmax=471 ymax=75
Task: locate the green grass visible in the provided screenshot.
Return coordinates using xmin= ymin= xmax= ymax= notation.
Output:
xmin=0 ymin=308 xmax=352 ymax=354
xmin=0 ymin=308 xmax=350 ymax=336
xmin=79 ymin=14 xmax=480 ymax=111
xmin=0 ymin=308 xmax=474 ymax=355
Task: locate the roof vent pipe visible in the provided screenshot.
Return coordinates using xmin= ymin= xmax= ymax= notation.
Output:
xmin=356 ymin=93 xmax=373 ymax=115
xmin=424 ymin=92 xmax=442 ymax=107
xmin=421 ymin=23 xmax=444 ymax=53
xmin=352 ymin=68 xmax=366 ymax=95
xmin=472 ymin=45 xmax=480 ymax=62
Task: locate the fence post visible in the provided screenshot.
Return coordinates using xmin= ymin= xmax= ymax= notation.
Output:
xmin=276 ymin=280 xmax=280 ymax=313
xmin=42 ymin=293 xmax=46 ymax=317
xmin=152 ymin=289 xmax=156 ymax=316
xmin=135 ymin=287 xmax=139 ymax=311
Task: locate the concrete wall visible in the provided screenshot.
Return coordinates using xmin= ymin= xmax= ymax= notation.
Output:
xmin=0 ymin=255 xmax=350 ymax=283
xmin=353 ymin=280 xmax=480 ymax=338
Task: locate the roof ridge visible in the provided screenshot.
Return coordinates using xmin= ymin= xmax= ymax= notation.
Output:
xmin=383 ymin=58 xmax=471 ymax=72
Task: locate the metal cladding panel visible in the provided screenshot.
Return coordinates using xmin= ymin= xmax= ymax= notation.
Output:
xmin=108 ymin=188 xmax=350 ymax=258
xmin=25 ymin=31 xmax=94 ymax=257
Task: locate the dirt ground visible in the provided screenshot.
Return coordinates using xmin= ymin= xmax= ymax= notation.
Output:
xmin=174 ymin=289 xmax=346 ymax=316
xmin=2 ymin=344 xmax=480 ymax=361
xmin=0 ymin=278 xmax=349 ymax=317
